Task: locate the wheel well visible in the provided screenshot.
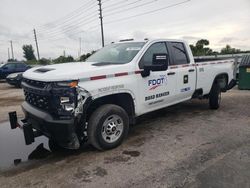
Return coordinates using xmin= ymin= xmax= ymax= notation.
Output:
xmin=212 ymin=73 xmax=229 ymax=92
xmin=86 ymin=93 xmax=136 ymax=125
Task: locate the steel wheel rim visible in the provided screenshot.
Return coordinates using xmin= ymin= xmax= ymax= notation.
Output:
xmin=101 ymin=114 xmax=124 ymax=143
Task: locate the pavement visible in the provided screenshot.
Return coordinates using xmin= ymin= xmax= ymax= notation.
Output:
xmin=0 ymin=81 xmax=249 ymax=188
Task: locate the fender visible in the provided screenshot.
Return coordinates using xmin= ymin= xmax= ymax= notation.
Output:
xmin=210 ymin=73 xmax=229 ymax=93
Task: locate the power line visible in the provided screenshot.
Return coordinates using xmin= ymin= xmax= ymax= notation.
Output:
xmin=35 ymin=0 xmax=190 ymax=48
xmin=38 ymin=25 xmax=99 ymax=43
xmin=102 ymin=0 xmax=133 ymax=10
xmin=37 ymin=14 xmax=98 ymax=39
xmin=105 ymin=0 xmax=190 ymax=24
xmin=105 ymin=0 xmax=160 ymax=17
xmin=103 ymin=0 xmax=142 ymax=11
xmin=38 ymin=17 xmax=98 ymax=41
xmin=37 ymin=0 xmax=94 ymax=30
xmin=38 ymin=5 xmax=97 ymax=34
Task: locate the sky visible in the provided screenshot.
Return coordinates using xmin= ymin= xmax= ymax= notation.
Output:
xmin=0 ymin=0 xmax=249 ymax=62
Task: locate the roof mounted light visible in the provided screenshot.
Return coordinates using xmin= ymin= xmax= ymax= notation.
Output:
xmin=119 ymin=39 xmax=134 ymax=42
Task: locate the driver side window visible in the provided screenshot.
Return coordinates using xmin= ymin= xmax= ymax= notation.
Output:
xmin=139 ymin=42 xmax=168 ymax=69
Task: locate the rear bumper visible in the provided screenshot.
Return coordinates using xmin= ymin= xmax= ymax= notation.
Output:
xmin=9 ymin=102 xmax=80 ymax=149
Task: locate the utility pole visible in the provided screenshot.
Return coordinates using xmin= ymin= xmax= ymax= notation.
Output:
xmin=63 ymin=50 xmax=66 ymax=57
xmin=79 ymin=37 xmax=82 ymax=57
xmin=33 ymin=29 xmax=40 ymax=60
xmin=97 ymin=0 xmax=105 ymax=47
xmin=8 ymin=48 xmax=10 ymax=60
xmin=10 ymin=41 xmax=14 ymax=59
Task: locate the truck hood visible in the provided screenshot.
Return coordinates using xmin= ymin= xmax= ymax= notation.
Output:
xmin=23 ymin=62 xmax=132 ymax=82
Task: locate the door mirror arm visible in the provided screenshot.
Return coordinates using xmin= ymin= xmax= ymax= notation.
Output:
xmin=141 ymin=68 xmax=150 ymax=78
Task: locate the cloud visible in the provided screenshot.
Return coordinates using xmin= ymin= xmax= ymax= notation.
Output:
xmin=219 ymin=37 xmax=238 ymax=44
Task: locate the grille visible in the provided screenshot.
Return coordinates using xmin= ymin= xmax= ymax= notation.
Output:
xmin=22 ymin=78 xmax=48 ymax=88
xmin=24 ymin=90 xmax=50 ymax=111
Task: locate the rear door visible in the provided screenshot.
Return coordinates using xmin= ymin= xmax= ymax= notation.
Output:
xmin=138 ymin=42 xmax=177 ymax=114
xmin=168 ymin=42 xmax=196 ymax=101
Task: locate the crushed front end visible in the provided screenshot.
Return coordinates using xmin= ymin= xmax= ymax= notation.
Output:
xmin=9 ymin=78 xmax=91 ymax=150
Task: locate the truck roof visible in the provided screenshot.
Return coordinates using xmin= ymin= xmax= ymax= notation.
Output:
xmin=117 ymin=38 xmax=187 ymax=44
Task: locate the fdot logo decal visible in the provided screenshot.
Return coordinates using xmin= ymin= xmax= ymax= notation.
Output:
xmin=148 ymin=75 xmax=167 ymax=90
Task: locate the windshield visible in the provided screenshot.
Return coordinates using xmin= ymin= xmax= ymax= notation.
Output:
xmin=86 ymin=42 xmax=145 ymax=64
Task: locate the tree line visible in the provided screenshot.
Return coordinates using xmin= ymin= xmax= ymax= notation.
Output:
xmin=7 ymin=44 xmax=96 ymax=65
xmin=190 ymin=39 xmax=250 ymax=56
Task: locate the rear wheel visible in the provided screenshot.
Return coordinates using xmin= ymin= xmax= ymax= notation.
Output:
xmin=87 ymin=104 xmax=129 ymax=150
xmin=209 ymin=83 xmax=221 ymax=109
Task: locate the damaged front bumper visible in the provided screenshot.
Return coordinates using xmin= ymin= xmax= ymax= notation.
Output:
xmin=9 ymin=102 xmax=80 ymax=149
xmin=8 ymin=84 xmax=92 ymax=150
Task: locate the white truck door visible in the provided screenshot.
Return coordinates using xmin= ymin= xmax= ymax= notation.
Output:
xmin=138 ymin=42 xmax=177 ymax=113
xmin=168 ymin=42 xmax=196 ymax=101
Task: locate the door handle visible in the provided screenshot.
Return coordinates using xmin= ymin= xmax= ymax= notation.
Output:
xmin=167 ymin=72 xmax=176 ymax=76
xmin=188 ymin=69 xmax=195 ymax=72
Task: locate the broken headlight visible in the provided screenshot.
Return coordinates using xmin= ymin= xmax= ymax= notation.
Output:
xmin=60 ymin=96 xmax=75 ymax=112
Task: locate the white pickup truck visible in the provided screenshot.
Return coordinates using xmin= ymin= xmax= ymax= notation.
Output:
xmin=9 ymin=39 xmax=237 ymax=151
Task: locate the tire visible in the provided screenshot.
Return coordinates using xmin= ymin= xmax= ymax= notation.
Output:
xmin=209 ymin=83 xmax=221 ymax=110
xmin=87 ymin=104 xmax=129 ymax=151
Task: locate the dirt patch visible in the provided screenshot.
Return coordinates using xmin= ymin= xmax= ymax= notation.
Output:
xmin=0 ymin=97 xmax=24 ymax=106
xmin=0 ymin=82 xmax=24 ymax=122
xmin=93 ymin=167 xmax=108 ymax=177
xmin=122 ymin=150 xmax=141 ymax=157
xmin=104 ymin=155 xmax=131 ymax=164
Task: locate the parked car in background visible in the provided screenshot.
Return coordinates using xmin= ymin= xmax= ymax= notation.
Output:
xmin=6 ymin=72 xmax=23 ymax=88
xmin=0 ymin=62 xmax=30 ymax=79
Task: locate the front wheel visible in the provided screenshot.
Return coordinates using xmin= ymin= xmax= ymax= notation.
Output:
xmin=209 ymin=83 xmax=221 ymax=110
xmin=87 ymin=104 xmax=129 ymax=151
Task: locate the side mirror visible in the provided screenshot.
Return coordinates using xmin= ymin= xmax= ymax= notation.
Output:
xmin=141 ymin=53 xmax=169 ymax=77
xmin=3 ymin=67 xmax=8 ymax=70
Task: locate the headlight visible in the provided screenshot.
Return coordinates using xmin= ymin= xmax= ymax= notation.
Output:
xmin=57 ymin=80 xmax=78 ymax=88
xmin=60 ymin=97 xmax=75 ymax=112
xmin=7 ymin=73 xmax=20 ymax=78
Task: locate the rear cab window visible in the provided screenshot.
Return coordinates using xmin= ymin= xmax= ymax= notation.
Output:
xmin=169 ymin=42 xmax=190 ymax=65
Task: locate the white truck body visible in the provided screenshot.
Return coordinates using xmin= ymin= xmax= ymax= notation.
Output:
xmin=10 ymin=39 xmax=237 ymax=150
xmin=24 ymin=39 xmax=236 ymax=116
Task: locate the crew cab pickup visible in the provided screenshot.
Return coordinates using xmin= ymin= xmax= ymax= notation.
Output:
xmin=9 ymin=39 xmax=237 ymax=151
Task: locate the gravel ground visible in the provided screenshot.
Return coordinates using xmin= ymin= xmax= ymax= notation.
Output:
xmin=0 ymin=81 xmax=24 ymax=122
xmin=0 ymin=82 xmax=249 ymax=188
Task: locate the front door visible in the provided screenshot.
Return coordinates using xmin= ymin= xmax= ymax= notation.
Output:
xmin=138 ymin=42 xmax=177 ymax=114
